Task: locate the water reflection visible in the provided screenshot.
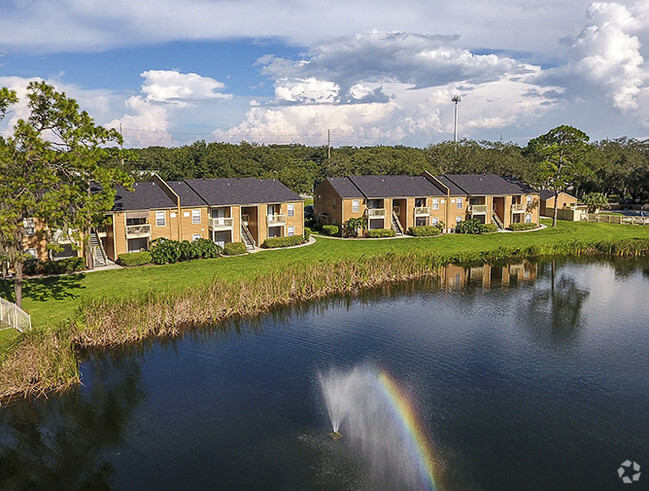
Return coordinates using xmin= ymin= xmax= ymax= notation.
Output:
xmin=0 ymin=352 xmax=144 ymax=488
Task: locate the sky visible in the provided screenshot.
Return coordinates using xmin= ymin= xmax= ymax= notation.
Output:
xmin=1 ymin=0 xmax=648 ymax=148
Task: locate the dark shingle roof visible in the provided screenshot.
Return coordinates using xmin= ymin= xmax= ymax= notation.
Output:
xmin=434 ymin=175 xmax=467 ymax=196
xmin=326 ymin=177 xmax=365 ymax=198
xmin=112 ymin=181 xmax=176 ymax=212
xmin=167 ymin=180 xmax=207 ymax=207
xmin=184 ymin=178 xmax=301 ymax=206
xmin=539 ymin=189 xmax=576 ymax=201
xmin=349 ymin=175 xmax=445 ymax=198
xmin=443 ymin=174 xmax=536 ymax=195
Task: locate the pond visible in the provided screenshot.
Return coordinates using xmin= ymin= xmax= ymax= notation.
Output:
xmin=1 ymin=259 xmax=648 ymax=489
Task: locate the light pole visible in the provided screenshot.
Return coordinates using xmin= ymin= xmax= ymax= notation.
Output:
xmin=452 ymin=95 xmax=461 ymax=143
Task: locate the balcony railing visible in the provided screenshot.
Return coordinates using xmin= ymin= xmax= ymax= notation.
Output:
xmin=267 ymin=214 xmax=286 ymax=226
xmin=469 ymin=204 xmax=488 ymax=214
xmin=511 ymin=203 xmax=526 ymax=212
xmin=209 ymin=217 xmax=234 ymax=230
xmin=125 ymin=224 xmax=152 ymax=238
xmin=366 ymin=208 xmax=386 ymax=217
xmin=52 ymin=229 xmax=76 ymax=244
xmin=414 ymin=206 xmax=431 ymax=216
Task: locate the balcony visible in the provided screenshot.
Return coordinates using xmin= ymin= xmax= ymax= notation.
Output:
xmin=209 ymin=217 xmax=234 ymax=230
xmin=125 ymin=224 xmax=152 ymax=238
xmin=52 ymin=229 xmax=76 ymax=244
xmin=366 ymin=208 xmax=386 ymax=217
xmin=469 ymin=204 xmax=488 ymax=214
xmin=414 ymin=206 xmax=431 ymax=216
xmin=511 ymin=203 xmax=526 ymax=213
xmin=267 ymin=214 xmax=286 ymax=226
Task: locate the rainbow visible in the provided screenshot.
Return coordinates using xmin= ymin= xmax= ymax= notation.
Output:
xmin=376 ymin=370 xmax=438 ymax=490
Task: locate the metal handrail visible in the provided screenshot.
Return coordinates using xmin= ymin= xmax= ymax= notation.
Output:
xmin=469 ymin=204 xmax=488 ymax=214
xmin=366 ymin=208 xmax=386 ymax=217
xmin=511 ymin=203 xmax=526 ymax=212
xmin=125 ymin=224 xmax=152 ymax=237
xmin=210 ymin=217 xmax=234 ymax=228
xmin=414 ymin=206 xmax=431 ymax=215
xmin=267 ymin=214 xmax=286 ymax=225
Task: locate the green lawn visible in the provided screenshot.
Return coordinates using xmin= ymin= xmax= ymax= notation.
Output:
xmin=3 ymin=219 xmax=649 ymax=329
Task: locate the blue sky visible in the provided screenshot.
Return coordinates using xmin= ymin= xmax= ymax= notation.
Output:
xmin=1 ymin=0 xmax=648 ymax=148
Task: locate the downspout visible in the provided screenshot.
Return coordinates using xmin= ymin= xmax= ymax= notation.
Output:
xmin=421 ymin=171 xmax=451 ymax=233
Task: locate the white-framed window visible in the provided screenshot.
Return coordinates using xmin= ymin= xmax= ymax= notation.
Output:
xmin=192 ymin=209 xmax=201 ymax=224
xmin=287 ymin=226 xmax=295 ymax=236
xmin=526 ymin=195 xmax=533 ymax=205
xmin=352 ymin=200 xmax=360 ymax=213
xmin=23 ymin=218 xmax=35 ymax=236
xmin=432 ymin=198 xmax=439 ymax=210
xmin=287 ymin=203 xmax=295 ymax=217
xmin=456 ymin=216 xmax=462 ymax=223
xmin=525 ymin=214 xmax=532 ymax=223
xmin=432 ymin=217 xmax=439 ymax=226
xmin=156 ymin=211 xmax=166 ymax=227
xmin=456 ymin=197 xmax=463 ymax=209
xmin=192 ymin=233 xmax=202 ymax=241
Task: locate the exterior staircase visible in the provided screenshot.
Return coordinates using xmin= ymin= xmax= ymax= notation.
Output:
xmin=240 ymin=224 xmax=256 ymax=251
xmin=491 ymin=212 xmax=504 ymax=230
xmin=391 ymin=211 xmax=404 ymax=235
xmin=90 ymin=230 xmax=108 ymax=267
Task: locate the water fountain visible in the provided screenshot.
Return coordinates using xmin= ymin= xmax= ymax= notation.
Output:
xmin=319 ymin=365 xmax=438 ymax=490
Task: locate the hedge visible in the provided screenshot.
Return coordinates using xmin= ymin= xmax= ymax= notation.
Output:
xmin=41 ymin=256 xmax=86 ymax=275
xmin=117 ymin=251 xmax=152 ymax=267
xmin=408 ymin=226 xmax=441 ymax=237
xmin=366 ymin=228 xmax=396 ymax=238
xmin=262 ymin=235 xmax=306 ymax=249
xmin=455 ymin=218 xmax=488 ymax=234
xmin=304 ymin=227 xmax=311 ymax=241
xmin=322 ymin=225 xmax=339 ymax=236
xmin=509 ymin=222 xmax=539 ymax=231
xmin=224 ymin=242 xmax=248 ymax=256
xmin=484 ymin=224 xmax=499 ymax=233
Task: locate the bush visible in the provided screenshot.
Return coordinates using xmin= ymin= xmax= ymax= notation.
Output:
xmin=455 ymin=218 xmax=488 ymax=234
xmin=192 ymin=238 xmax=222 ymax=259
xmin=262 ymin=235 xmax=306 ymax=249
xmin=343 ymin=217 xmax=367 ymax=237
xmin=149 ymin=238 xmax=182 ymax=265
xmin=117 ymin=251 xmax=152 ymax=267
xmin=366 ymin=228 xmax=396 ymax=238
xmin=484 ymin=224 xmax=499 ymax=233
xmin=508 ymin=222 xmax=539 ymax=231
xmin=408 ymin=226 xmax=441 ymax=237
xmin=224 ymin=241 xmax=248 ymax=255
xmin=41 ymin=256 xmax=85 ymax=275
xmin=322 ymin=225 xmax=339 ymax=236
xmin=23 ymin=256 xmax=41 ymax=275
xmin=304 ymin=227 xmax=311 ymax=241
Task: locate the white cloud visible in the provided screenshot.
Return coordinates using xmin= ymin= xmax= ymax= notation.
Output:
xmin=140 ymin=69 xmax=231 ymax=105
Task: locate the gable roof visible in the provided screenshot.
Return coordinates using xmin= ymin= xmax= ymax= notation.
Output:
xmin=184 ymin=178 xmax=301 ymax=206
xmin=112 ymin=181 xmax=176 ymax=212
xmin=442 ymin=174 xmax=536 ymax=195
xmin=167 ymin=180 xmax=207 ymax=207
xmin=434 ymin=175 xmax=467 ymax=196
xmin=326 ymin=177 xmax=365 ymax=198
xmin=348 ymin=175 xmax=445 ymax=198
xmin=539 ymin=189 xmax=577 ymax=201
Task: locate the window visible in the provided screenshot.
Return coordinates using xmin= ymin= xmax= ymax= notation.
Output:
xmin=526 ymin=195 xmax=532 ymax=204
xmin=287 ymin=226 xmax=295 ymax=236
xmin=25 ymin=248 xmax=37 ymax=258
xmin=183 ymin=211 xmax=190 ymax=218
xmin=192 ymin=209 xmax=201 ymax=224
xmin=525 ymin=214 xmax=532 ymax=223
xmin=432 ymin=199 xmax=439 ymax=210
xmin=170 ymin=212 xmax=177 ymax=218
xmin=192 ymin=233 xmax=202 ymax=241
xmin=415 ymin=217 xmax=428 ymax=227
xmin=287 ymin=203 xmax=295 ymax=217
xmin=432 ymin=217 xmax=439 ymax=226
xmin=456 ymin=216 xmax=462 ymax=223
xmin=23 ymin=218 xmax=35 ymax=236
xmin=156 ymin=211 xmax=166 ymax=227
xmin=352 ymin=200 xmax=360 ymax=213
xmin=456 ymin=197 xmax=463 ymax=209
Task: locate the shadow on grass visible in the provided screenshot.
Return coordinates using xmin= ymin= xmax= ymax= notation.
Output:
xmin=0 ymin=274 xmax=86 ymax=303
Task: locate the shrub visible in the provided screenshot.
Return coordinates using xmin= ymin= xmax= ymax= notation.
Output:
xmin=304 ymin=227 xmax=311 ymax=241
xmin=41 ymin=256 xmax=85 ymax=275
xmin=508 ymin=222 xmax=539 ymax=231
xmin=366 ymin=228 xmax=396 ymax=238
xmin=224 ymin=241 xmax=248 ymax=256
xmin=455 ymin=218 xmax=488 ymax=234
xmin=322 ymin=225 xmax=339 ymax=236
xmin=149 ymin=238 xmax=182 ymax=265
xmin=117 ymin=251 xmax=152 ymax=267
xmin=484 ymin=224 xmax=499 ymax=233
xmin=343 ymin=217 xmax=367 ymax=237
xmin=192 ymin=238 xmax=222 ymax=259
xmin=23 ymin=256 xmax=41 ymax=275
xmin=408 ymin=226 xmax=441 ymax=237
xmin=262 ymin=235 xmax=306 ymax=249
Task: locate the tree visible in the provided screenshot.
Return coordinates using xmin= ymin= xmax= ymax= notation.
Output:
xmin=526 ymin=125 xmax=592 ymax=227
xmin=0 ymin=82 xmax=132 ymax=308
xmin=583 ymin=192 xmax=609 ymax=213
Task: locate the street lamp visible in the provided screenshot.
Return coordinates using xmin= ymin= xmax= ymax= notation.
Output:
xmin=452 ymin=95 xmax=461 ymax=143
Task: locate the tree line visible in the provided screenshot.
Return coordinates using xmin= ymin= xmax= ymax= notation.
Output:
xmin=130 ymin=136 xmax=649 ymax=202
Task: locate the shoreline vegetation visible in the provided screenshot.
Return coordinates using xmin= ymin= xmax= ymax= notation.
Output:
xmin=2 ymin=220 xmax=649 ymax=403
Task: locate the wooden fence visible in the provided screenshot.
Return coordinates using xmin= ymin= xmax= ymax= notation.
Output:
xmin=0 ymin=297 xmax=31 ymax=332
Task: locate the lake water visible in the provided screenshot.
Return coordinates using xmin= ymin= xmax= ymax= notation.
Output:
xmin=1 ymin=259 xmax=648 ymax=490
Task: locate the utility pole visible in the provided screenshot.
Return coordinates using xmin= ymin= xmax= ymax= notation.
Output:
xmin=327 ymin=129 xmax=331 ymax=159
xmin=452 ymin=95 xmax=461 ymax=143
